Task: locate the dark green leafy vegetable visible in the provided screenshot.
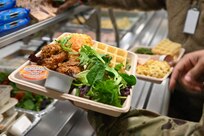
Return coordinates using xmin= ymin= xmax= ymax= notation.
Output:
xmin=87 ymin=63 xmax=105 ymax=85
xmin=73 ymin=45 xmax=137 ymax=107
xmin=135 ymin=47 xmax=153 ymax=55
xmin=87 ymin=80 xmax=121 ymax=107
xmin=120 ymin=73 xmax=137 ymax=86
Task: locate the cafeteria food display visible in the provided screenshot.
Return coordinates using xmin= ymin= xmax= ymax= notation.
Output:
xmin=0 ymin=72 xmax=55 ymax=115
xmin=0 ymin=85 xmax=41 ymax=136
xmin=9 ymin=33 xmax=137 ymax=116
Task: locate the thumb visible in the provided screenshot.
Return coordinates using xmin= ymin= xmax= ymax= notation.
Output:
xmin=185 ymin=62 xmax=204 ymax=82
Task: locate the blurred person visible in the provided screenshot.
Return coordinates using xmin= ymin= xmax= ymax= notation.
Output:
xmin=56 ymin=0 xmax=204 ymax=122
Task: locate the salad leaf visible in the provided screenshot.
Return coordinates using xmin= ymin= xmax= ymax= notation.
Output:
xmin=79 ymin=45 xmax=105 ymax=66
xmin=87 ymin=80 xmax=122 ymax=107
xmin=75 ymin=70 xmax=90 ymax=85
xmin=120 ymin=73 xmax=137 ymax=86
xmin=87 ymin=63 xmax=105 ymax=85
xmin=22 ymin=99 xmax=35 ymax=110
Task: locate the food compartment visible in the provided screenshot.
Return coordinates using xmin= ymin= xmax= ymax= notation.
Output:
xmin=9 ymin=33 xmax=138 ymax=117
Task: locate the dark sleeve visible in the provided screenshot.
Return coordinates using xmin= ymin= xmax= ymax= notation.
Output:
xmin=88 ymin=0 xmax=166 ymax=11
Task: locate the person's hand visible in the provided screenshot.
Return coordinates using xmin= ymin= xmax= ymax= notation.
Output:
xmin=57 ymin=0 xmax=80 ymax=13
xmin=169 ymin=50 xmax=204 ymax=92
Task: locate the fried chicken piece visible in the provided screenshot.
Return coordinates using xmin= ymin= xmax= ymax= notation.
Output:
xmin=41 ymin=52 xmax=67 ymax=70
xmin=41 ymin=43 xmax=62 ymax=58
xmin=57 ymin=61 xmax=81 ymax=75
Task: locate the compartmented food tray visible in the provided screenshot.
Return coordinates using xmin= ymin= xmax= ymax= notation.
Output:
xmin=9 ymin=33 xmax=138 ymax=117
xmin=129 ymin=45 xmax=180 ymax=84
xmin=129 ymin=45 xmax=185 ymax=64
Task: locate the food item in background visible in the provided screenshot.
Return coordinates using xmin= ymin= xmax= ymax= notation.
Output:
xmin=136 ymin=59 xmax=171 ymax=78
xmin=135 ymin=47 xmax=153 ymax=55
xmin=13 ymin=90 xmax=53 ymax=111
xmin=16 ymin=0 xmax=57 ymax=21
xmin=101 ymin=17 xmax=133 ymax=30
xmin=0 ymin=8 xmax=30 ymax=25
xmin=0 ymin=72 xmax=53 ymax=112
xmin=8 ymin=114 xmax=32 ymax=136
xmin=19 ymin=65 xmax=48 ymax=85
xmin=152 ymin=39 xmax=181 ymax=58
xmin=0 ymin=0 xmax=16 ymax=12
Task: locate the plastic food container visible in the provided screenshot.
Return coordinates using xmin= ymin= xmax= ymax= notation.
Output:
xmin=0 ymin=85 xmax=12 ymax=107
xmin=8 ymin=33 xmax=138 ymax=117
xmin=19 ymin=65 xmax=48 ymax=85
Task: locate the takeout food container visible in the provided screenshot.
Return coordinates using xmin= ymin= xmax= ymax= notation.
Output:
xmin=8 ymin=33 xmax=138 ymax=117
xmin=129 ymin=45 xmax=185 ymax=64
xmin=129 ymin=44 xmax=184 ymax=83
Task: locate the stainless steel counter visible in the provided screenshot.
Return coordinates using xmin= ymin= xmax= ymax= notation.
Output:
xmin=25 ymin=9 xmax=170 ymax=136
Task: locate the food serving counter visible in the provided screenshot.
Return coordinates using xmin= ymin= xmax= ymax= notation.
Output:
xmin=0 ymin=6 xmax=169 ymax=136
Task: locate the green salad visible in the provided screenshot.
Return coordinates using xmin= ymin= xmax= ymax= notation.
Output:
xmin=72 ymin=45 xmax=136 ymax=107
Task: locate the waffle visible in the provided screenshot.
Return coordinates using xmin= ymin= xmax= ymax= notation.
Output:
xmin=93 ymin=42 xmax=128 ymax=67
xmin=152 ymin=39 xmax=181 ymax=57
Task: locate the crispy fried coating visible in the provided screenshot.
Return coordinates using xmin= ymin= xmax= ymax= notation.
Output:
xmin=41 ymin=43 xmax=62 ymax=58
xmin=57 ymin=61 xmax=81 ymax=75
xmin=41 ymin=52 xmax=68 ymax=70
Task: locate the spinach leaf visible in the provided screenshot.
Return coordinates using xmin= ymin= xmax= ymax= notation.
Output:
xmin=87 ymin=63 xmax=105 ymax=85
xmin=120 ymin=73 xmax=136 ymax=86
